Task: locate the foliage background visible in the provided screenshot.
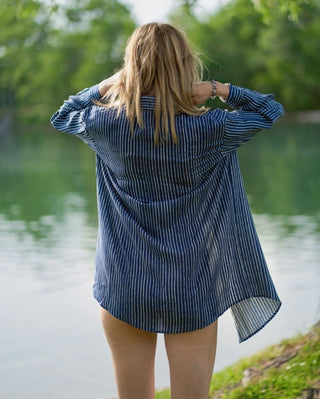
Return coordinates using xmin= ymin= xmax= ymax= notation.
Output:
xmin=0 ymin=0 xmax=319 ymax=125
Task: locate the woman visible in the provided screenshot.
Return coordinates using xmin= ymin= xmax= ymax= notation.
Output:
xmin=51 ymin=23 xmax=283 ymax=399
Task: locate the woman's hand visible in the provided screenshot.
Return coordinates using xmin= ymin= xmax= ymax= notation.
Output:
xmin=99 ymin=71 xmax=121 ymax=97
xmin=192 ymin=81 xmax=230 ymax=105
xmin=192 ymin=82 xmax=213 ymax=105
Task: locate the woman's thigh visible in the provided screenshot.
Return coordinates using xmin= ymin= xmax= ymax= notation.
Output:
xmin=100 ymin=308 xmax=158 ymax=399
xmin=164 ymin=320 xmax=218 ymax=399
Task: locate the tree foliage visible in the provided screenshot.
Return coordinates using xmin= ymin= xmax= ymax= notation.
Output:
xmin=1 ymin=0 xmax=319 ymax=125
xmin=170 ymin=0 xmax=320 ymax=111
xmin=0 ymin=0 xmax=135 ymax=123
xmin=252 ymin=0 xmax=316 ymax=22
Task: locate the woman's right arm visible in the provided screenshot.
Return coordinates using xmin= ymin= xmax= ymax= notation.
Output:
xmin=221 ymin=84 xmax=284 ymax=154
xmin=192 ymin=81 xmax=229 ymax=104
xmin=192 ymin=81 xmax=284 ymax=154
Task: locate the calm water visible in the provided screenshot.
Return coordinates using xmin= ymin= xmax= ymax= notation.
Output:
xmin=0 ymin=122 xmax=319 ymax=398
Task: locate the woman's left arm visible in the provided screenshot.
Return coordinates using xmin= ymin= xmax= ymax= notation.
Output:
xmin=50 ymin=85 xmax=102 ymax=135
xmin=98 ymin=71 xmax=120 ymax=97
xmin=51 ymin=72 xmax=120 ymax=135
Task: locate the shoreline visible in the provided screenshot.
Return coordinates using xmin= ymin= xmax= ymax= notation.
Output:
xmin=155 ymin=322 xmax=320 ymax=399
xmin=283 ymin=110 xmax=320 ymax=124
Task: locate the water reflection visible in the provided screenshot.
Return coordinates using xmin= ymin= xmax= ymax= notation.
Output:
xmin=0 ymin=130 xmax=98 ymax=229
xmin=0 ymin=205 xmax=96 ymax=286
xmin=0 ymin=123 xmax=319 ymax=399
xmin=238 ymin=122 xmax=320 ymax=217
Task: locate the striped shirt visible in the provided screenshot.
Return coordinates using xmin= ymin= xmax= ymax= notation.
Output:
xmin=51 ymin=84 xmax=284 ymax=342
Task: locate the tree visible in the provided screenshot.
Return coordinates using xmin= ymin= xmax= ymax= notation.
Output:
xmin=0 ymin=0 xmax=50 ymax=113
xmin=177 ymin=0 xmax=317 ymax=21
xmin=252 ymin=0 xmax=317 ymax=22
xmin=252 ymin=1 xmax=320 ymax=110
xmin=0 ymin=0 xmax=136 ymax=124
xmin=170 ymin=0 xmax=320 ymax=111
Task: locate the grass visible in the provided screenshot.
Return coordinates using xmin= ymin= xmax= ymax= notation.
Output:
xmin=155 ymin=322 xmax=320 ymax=399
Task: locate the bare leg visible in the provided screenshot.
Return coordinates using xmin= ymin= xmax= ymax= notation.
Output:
xmin=100 ymin=308 xmax=157 ymax=399
xmin=164 ymin=320 xmax=218 ymax=399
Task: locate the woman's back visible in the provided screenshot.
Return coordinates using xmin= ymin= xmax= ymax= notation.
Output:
xmin=51 ymin=22 xmax=284 ymax=399
xmin=51 ymin=79 xmax=283 ymax=341
xmin=88 ymin=97 xmax=225 ymax=202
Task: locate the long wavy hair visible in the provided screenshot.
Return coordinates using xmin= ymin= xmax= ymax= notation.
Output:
xmin=100 ymin=23 xmax=207 ymax=145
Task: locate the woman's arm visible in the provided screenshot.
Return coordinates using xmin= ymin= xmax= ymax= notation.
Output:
xmin=192 ymin=80 xmax=284 ymax=154
xmin=50 ymin=72 xmax=119 ymax=136
xmin=192 ymin=81 xmax=230 ymax=105
xmin=50 ymin=85 xmax=101 ymax=135
xmin=222 ymin=84 xmax=284 ymax=154
xmin=98 ymin=71 xmax=121 ymax=97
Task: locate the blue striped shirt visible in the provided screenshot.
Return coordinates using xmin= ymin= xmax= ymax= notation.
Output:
xmin=51 ymin=84 xmax=284 ymax=342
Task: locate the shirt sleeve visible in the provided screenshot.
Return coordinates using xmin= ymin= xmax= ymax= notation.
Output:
xmin=50 ymin=84 xmax=102 ymax=150
xmin=221 ymin=84 xmax=284 ymax=155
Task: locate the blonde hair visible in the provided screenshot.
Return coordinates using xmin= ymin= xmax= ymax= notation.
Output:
xmin=100 ymin=23 xmax=207 ymax=145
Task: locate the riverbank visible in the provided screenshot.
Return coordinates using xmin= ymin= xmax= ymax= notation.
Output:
xmin=155 ymin=322 xmax=320 ymax=399
xmin=283 ymin=110 xmax=320 ymax=123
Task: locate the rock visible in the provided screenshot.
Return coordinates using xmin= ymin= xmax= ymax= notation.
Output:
xmin=242 ymin=367 xmax=261 ymax=387
xmin=262 ymin=348 xmax=298 ymax=369
xmin=301 ymin=388 xmax=320 ymax=399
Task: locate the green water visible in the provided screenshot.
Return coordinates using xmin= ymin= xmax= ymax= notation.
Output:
xmin=0 ymin=121 xmax=319 ymax=399
xmin=1 ymin=122 xmax=319 ymax=230
xmin=239 ymin=122 xmax=320 ymax=218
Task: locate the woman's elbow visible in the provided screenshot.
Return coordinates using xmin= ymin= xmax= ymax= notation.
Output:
xmin=276 ymin=102 xmax=285 ymax=118
xmin=265 ymin=102 xmax=284 ymax=128
xmin=50 ymin=113 xmax=68 ymax=132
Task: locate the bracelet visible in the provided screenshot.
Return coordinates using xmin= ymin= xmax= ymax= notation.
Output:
xmin=211 ymin=79 xmax=217 ymax=99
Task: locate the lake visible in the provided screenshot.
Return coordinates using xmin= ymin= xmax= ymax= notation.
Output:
xmin=0 ymin=121 xmax=319 ymax=398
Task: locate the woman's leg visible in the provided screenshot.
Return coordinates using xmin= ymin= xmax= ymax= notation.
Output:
xmin=164 ymin=320 xmax=218 ymax=399
xmin=100 ymin=308 xmax=157 ymax=399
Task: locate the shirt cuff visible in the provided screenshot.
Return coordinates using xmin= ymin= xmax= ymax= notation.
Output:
xmin=223 ymin=84 xmax=243 ymax=109
xmin=89 ymin=84 xmax=103 ymax=102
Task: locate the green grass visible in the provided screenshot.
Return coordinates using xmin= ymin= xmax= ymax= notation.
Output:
xmin=155 ymin=323 xmax=320 ymax=399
